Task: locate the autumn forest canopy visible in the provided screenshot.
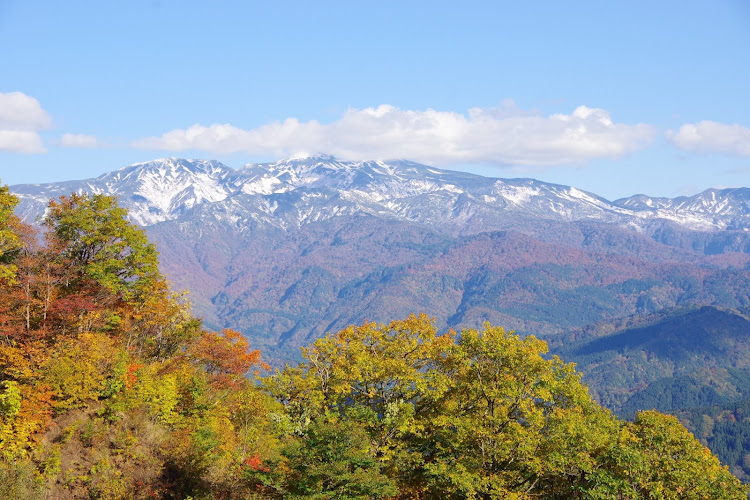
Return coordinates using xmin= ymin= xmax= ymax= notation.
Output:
xmin=0 ymin=183 xmax=746 ymax=498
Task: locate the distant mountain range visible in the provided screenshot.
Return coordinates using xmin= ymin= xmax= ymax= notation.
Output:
xmin=13 ymin=155 xmax=750 ymax=233
xmin=10 ymin=156 xmax=750 ymax=361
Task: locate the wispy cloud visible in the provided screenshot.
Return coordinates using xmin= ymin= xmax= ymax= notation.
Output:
xmin=133 ymin=103 xmax=655 ymax=167
xmin=0 ymin=91 xmax=52 ymax=153
xmin=667 ymin=121 xmax=750 ymax=156
xmin=60 ymin=133 xmax=99 ymax=149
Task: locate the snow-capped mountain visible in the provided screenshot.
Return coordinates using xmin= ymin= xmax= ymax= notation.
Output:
xmin=11 ymin=155 xmax=750 ymax=234
xmin=10 ymin=155 xmax=750 ymax=362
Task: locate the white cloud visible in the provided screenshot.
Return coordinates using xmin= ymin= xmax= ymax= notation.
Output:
xmin=0 ymin=131 xmax=45 ymax=154
xmin=61 ymin=133 xmax=98 ymax=149
xmin=133 ymin=103 xmax=655 ymax=167
xmin=667 ymin=121 xmax=750 ymax=156
xmin=0 ymin=92 xmax=52 ymax=153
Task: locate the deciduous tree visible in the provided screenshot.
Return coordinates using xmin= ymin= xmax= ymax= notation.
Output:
xmin=44 ymin=193 xmax=160 ymax=304
xmin=0 ymin=183 xmax=22 ymax=282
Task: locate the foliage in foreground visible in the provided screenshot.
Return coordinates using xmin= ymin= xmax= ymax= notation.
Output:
xmin=259 ymin=315 xmax=745 ymax=499
xmin=0 ymin=185 xmax=745 ymax=499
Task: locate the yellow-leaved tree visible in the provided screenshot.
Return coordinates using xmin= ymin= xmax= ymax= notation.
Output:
xmin=264 ymin=314 xmax=747 ymax=499
xmin=0 ymin=183 xmax=22 ymax=282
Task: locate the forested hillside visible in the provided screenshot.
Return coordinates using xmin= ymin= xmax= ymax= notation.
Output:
xmin=0 ymin=185 xmax=746 ymax=498
xmin=551 ymin=306 xmax=750 ymax=481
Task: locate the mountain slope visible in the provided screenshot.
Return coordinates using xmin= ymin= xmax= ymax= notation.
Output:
xmin=551 ymin=306 xmax=750 ymax=480
xmin=11 ymin=155 xmax=750 ymax=363
xmin=554 ymin=306 xmax=750 ymax=415
xmin=148 ymin=210 xmax=750 ymax=362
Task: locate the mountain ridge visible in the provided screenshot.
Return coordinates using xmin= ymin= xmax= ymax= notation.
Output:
xmin=11 ymin=155 xmax=750 ymax=234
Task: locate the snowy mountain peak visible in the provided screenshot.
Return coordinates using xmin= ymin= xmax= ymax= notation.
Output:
xmin=11 ymin=158 xmax=240 ymax=226
xmin=282 ymin=153 xmax=338 ymax=162
xmin=89 ymin=159 xmax=239 ymax=225
xmin=239 ymin=156 xmax=388 ymax=194
xmin=117 ymin=158 xmax=232 ymax=178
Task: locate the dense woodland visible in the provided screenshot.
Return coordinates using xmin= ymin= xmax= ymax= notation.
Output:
xmin=0 ymin=183 xmax=746 ymax=498
xmin=549 ymin=305 xmax=750 ymax=480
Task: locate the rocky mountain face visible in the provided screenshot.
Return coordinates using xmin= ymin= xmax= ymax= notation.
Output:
xmin=11 ymin=156 xmax=750 ymax=361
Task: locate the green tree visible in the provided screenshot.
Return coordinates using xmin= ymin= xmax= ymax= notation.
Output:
xmin=0 ymin=183 xmax=22 ymax=281
xmin=42 ymin=193 xmax=185 ymax=349
xmin=280 ymin=417 xmax=397 ymax=499
xmin=43 ymin=193 xmax=160 ymax=304
xmin=422 ymin=325 xmax=618 ymax=498
xmin=265 ymin=314 xmax=454 ymax=493
xmin=0 ymin=381 xmax=22 ymax=451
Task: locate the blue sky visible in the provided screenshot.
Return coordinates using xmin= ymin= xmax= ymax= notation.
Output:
xmin=1 ymin=0 xmax=749 ymax=200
